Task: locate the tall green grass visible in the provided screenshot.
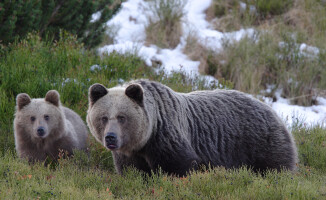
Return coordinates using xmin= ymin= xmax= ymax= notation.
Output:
xmin=0 ymin=33 xmax=152 ymax=155
xmin=1 ymin=33 xmax=326 ymax=199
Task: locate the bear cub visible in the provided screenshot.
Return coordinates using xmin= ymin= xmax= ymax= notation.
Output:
xmin=14 ymin=90 xmax=88 ymax=162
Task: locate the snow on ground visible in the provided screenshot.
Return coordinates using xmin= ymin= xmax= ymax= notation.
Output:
xmin=96 ymin=0 xmax=326 ymax=127
xmin=263 ymin=90 xmax=326 ymax=127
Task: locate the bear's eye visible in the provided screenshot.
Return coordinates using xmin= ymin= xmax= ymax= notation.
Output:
xmin=117 ymin=116 xmax=126 ymax=124
xmin=30 ymin=116 xmax=36 ymax=122
xmin=44 ymin=115 xmax=49 ymax=121
xmin=102 ymin=116 xmax=108 ymax=124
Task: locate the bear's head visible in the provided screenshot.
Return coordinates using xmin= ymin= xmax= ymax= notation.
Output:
xmin=15 ymin=90 xmax=65 ymax=140
xmin=87 ymin=83 xmax=152 ymax=156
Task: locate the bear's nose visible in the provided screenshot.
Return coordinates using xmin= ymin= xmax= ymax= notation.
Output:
xmin=105 ymin=132 xmax=117 ymax=143
xmin=37 ymin=126 xmax=46 ymax=137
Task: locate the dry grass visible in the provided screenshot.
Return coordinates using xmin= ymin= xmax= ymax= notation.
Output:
xmin=183 ymin=28 xmax=326 ymax=106
xmin=182 ymin=0 xmax=326 ymax=106
xmin=183 ymin=33 xmax=211 ymax=74
xmin=206 ymin=0 xmax=326 ymax=45
xmin=145 ymin=0 xmax=185 ymax=49
xmin=206 ymin=0 xmax=257 ymax=32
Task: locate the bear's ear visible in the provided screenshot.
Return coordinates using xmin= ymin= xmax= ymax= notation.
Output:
xmin=89 ymin=83 xmax=108 ymax=106
xmin=16 ymin=93 xmax=31 ymax=110
xmin=125 ymin=83 xmax=143 ymax=106
xmin=45 ymin=90 xmax=60 ymax=107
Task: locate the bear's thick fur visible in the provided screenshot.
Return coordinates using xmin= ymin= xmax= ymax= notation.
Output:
xmin=87 ymin=80 xmax=298 ymax=176
xmin=14 ymin=90 xmax=88 ymax=162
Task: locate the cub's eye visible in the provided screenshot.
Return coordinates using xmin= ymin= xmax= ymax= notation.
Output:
xmin=44 ymin=115 xmax=49 ymax=121
xmin=117 ymin=116 xmax=126 ymax=124
xmin=30 ymin=116 xmax=36 ymax=122
xmin=102 ymin=116 xmax=108 ymax=124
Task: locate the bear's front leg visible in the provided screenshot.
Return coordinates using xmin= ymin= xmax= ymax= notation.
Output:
xmin=112 ymin=152 xmax=151 ymax=175
xmin=145 ymin=144 xmax=201 ymax=177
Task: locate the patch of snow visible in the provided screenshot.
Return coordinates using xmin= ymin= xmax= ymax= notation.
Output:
xmin=279 ymin=41 xmax=320 ymax=58
xmin=90 ymin=64 xmax=102 ymax=72
xmin=183 ymin=0 xmax=256 ymax=50
xmin=105 ymin=0 xmax=149 ymax=44
xmin=91 ymin=11 xmax=101 ymax=23
xmin=264 ymin=89 xmax=326 ymax=127
xmin=299 ymin=43 xmax=320 ymax=55
xmin=266 ymin=84 xmax=276 ymax=94
xmin=239 ymin=1 xmax=256 ymax=14
xmin=239 ymin=2 xmax=246 ymax=10
xmin=61 ymin=78 xmax=78 ymax=87
xmin=100 ymin=0 xmax=255 ymax=75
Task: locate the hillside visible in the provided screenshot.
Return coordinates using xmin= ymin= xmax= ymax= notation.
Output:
xmin=0 ymin=0 xmax=326 ymax=199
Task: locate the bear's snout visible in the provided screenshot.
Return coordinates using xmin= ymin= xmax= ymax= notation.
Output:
xmin=37 ymin=126 xmax=46 ymax=137
xmin=105 ymin=132 xmax=118 ymax=150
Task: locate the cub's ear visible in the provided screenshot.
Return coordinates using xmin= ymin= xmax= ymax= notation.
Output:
xmin=89 ymin=83 xmax=108 ymax=106
xmin=125 ymin=83 xmax=143 ymax=106
xmin=45 ymin=90 xmax=60 ymax=107
xmin=16 ymin=93 xmax=31 ymax=110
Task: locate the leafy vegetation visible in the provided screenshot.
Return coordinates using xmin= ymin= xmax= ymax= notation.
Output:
xmin=0 ymin=32 xmax=219 ymax=156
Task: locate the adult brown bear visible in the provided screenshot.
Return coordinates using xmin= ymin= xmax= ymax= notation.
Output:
xmin=87 ymin=80 xmax=298 ymax=176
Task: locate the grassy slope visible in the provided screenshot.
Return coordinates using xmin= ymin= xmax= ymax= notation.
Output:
xmin=1 ymin=34 xmax=326 ymax=199
xmin=189 ymin=0 xmax=326 ymax=106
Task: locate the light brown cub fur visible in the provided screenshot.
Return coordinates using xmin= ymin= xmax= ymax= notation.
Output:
xmin=14 ymin=90 xmax=88 ymax=162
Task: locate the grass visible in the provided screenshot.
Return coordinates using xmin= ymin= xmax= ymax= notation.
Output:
xmin=2 ymin=124 xmax=326 ymax=199
xmin=210 ymin=32 xmax=326 ymax=106
xmin=1 ymin=33 xmax=326 ymax=199
xmin=145 ymin=0 xmax=185 ymax=49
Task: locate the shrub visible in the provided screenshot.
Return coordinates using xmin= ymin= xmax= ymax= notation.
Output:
xmin=0 ymin=0 xmax=121 ymax=48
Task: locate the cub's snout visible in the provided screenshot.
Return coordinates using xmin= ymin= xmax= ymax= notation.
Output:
xmin=37 ymin=126 xmax=46 ymax=137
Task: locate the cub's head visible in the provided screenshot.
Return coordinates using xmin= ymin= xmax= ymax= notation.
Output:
xmin=14 ymin=90 xmax=65 ymax=140
xmin=87 ymin=83 xmax=151 ymax=155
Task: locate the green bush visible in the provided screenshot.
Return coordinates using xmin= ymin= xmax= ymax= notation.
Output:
xmin=0 ymin=0 xmax=120 ymax=48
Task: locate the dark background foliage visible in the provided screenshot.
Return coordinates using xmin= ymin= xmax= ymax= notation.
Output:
xmin=0 ymin=0 xmax=121 ymax=48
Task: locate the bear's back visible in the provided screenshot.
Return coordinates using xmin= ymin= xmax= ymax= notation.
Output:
xmin=185 ymin=89 xmax=296 ymax=170
xmin=137 ymin=80 xmax=297 ymax=172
